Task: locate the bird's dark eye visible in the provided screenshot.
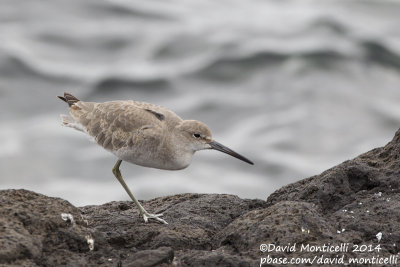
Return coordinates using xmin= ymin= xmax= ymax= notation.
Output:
xmin=193 ymin=133 xmax=201 ymax=138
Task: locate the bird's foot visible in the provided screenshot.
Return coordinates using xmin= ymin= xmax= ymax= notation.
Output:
xmin=142 ymin=212 xmax=168 ymax=224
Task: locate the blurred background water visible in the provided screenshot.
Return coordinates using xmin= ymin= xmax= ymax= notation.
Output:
xmin=1 ymin=0 xmax=400 ymax=206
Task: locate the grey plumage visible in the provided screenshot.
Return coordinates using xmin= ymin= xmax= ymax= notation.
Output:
xmin=58 ymin=92 xmax=253 ymax=224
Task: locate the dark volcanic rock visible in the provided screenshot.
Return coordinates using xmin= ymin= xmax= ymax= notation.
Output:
xmin=0 ymin=191 xmax=266 ymax=266
xmin=2 ymin=129 xmax=400 ymax=266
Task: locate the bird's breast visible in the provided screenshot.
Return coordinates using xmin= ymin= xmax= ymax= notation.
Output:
xmin=112 ymin=145 xmax=193 ymax=170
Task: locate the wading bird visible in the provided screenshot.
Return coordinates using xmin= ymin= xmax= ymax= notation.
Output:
xmin=58 ymin=92 xmax=253 ymax=224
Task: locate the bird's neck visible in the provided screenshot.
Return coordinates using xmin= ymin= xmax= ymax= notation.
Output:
xmin=162 ymin=129 xmax=194 ymax=170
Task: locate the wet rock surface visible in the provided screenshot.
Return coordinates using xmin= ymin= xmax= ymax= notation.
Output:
xmin=2 ymin=129 xmax=400 ymax=266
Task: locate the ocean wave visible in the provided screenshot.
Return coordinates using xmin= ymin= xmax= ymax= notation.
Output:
xmin=192 ymin=49 xmax=349 ymax=81
xmin=94 ymin=0 xmax=177 ymax=21
xmin=362 ymin=40 xmax=400 ymax=70
xmin=92 ymin=76 xmax=171 ymax=92
xmin=0 ymin=50 xmax=78 ymax=82
xmin=308 ymin=17 xmax=348 ymax=35
xmin=36 ymin=32 xmax=130 ymax=52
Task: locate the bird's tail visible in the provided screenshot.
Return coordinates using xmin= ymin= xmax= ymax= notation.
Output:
xmin=57 ymin=92 xmax=80 ymax=107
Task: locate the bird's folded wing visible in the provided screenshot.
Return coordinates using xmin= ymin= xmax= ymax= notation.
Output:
xmin=70 ymin=101 xmax=165 ymax=151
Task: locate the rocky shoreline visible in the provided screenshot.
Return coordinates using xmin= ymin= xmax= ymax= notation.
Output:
xmin=2 ymin=129 xmax=400 ymax=266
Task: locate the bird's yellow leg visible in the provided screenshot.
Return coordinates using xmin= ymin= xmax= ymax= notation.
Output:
xmin=112 ymin=160 xmax=168 ymax=224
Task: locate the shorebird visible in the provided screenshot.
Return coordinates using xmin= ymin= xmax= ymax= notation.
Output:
xmin=58 ymin=92 xmax=253 ymax=224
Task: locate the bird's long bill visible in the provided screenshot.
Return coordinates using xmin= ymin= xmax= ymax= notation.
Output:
xmin=209 ymin=140 xmax=254 ymax=165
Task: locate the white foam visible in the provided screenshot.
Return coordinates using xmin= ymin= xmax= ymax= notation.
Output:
xmin=376 ymin=232 xmax=382 ymax=242
xmin=61 ymin=213 xmax=75 ymax=225
xmin=86 ymin=235 xmax=94 ymax=251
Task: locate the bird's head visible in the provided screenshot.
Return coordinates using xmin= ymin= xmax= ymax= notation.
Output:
xmin=177 ymin=120 xmax=254 ymax=165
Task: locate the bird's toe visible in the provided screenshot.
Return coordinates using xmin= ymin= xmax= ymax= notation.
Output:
xmin=142 ymin=212 xmax=168 ymax=224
